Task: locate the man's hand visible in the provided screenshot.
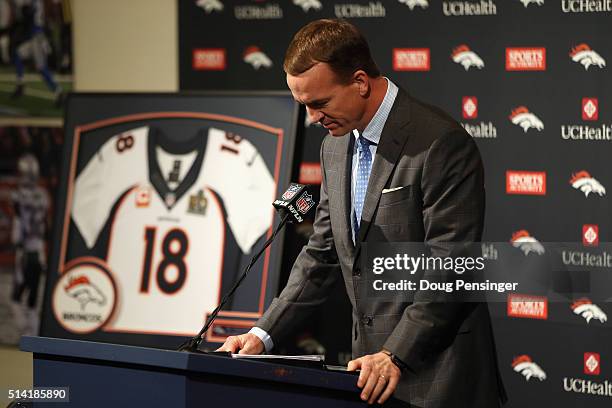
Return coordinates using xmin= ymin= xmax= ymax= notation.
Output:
xmin=347 ymin=351 xmax=401 ymax=405
xmin=216 ymin=333 xmax=264 ymax=355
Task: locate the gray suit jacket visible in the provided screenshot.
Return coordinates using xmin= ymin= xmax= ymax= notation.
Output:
xmin=256 ymin=88 xmax=506 ymax=407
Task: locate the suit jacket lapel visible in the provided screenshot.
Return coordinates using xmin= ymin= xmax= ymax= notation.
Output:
xmin=337 ymin=132 xmax=355 ymax=254
xmin=355 ymin=89 xmax=413 ymax=256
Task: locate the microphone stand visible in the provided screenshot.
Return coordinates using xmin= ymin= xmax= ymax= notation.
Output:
xmin=177 ymin=212 xmax=290 ymax=352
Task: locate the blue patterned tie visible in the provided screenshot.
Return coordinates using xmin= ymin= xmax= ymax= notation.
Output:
xmin=354 ymin=136 xmax=374 ymax=235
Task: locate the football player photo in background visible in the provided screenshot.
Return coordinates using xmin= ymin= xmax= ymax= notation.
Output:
xmin=0 ymin=0 xmax=72 ymax=117
xmin=0 ymin=126 xmax=60 ymax=345
xmin=40 ymin=93 xmax=300 ymax=349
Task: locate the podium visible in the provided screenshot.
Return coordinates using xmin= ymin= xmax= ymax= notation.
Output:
xmin=20 ymin=336 xmax=368 ymax=407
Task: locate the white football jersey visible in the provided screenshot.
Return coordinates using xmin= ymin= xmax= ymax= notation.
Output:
xmin=70 ymin=126 xmax=275 ymax=335
xmin=12 ymin=183 xmax=49 ymax=253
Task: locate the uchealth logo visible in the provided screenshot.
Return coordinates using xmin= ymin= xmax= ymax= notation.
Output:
xmin=506 ymin=171 xmax=546 ymax=195
xmin=583 ymin=224 xmax=599 ymax=247
xmin=511 ymin=230 xmax=545 ymax=255
xmin=196 ymin=0 xmax=224 ymax=14
xmin=584 ymin=353 xmax=601 ymax=375
xmin=52 ymin=261 xmax=117 ymax=334
xmin=562 ymin=0 xmax=612 ymax=13
xmin=519 ymin=0 xmax=544 ymax=7
xmin=243 ymin=46 xmax=273 ymax=70
xmin=192 ymin=48 xmax=226 ymax=71
xmin=569 ymin=170 xmax=606 ymax=197
xmin=462 ymin=96 xmax=478 ymax=119
xmin=572 ymin=298 xmax=608 ymax=323
xmin=461 ymin=96 xmax=497 ymax=138
xmin=398 ymin=0 xmax=429 ymax=10
xmin=570 ymin=44 xmax=606 ymax=70
xmin=506 ymin=47 xmax=546 ymax=71
xmin=443 ymin=0 xmax=497 ymax=16
xmin=393 ymin=48 xmax=430 ymax=71
xmin=293 ymin=0 xmax=322 ymax=12
xmin=507 ymin=294 xmax=548 ymax=320
xmin=561 ymin=97 xmax=612 ymax=141
xmin=582 ymin=97 xmax=598 ymax=121
xmin=451 ymin=45 xmax=484 ymax=70
xmin=509 ymin=106 xmax=544 ymax=132
xmin=512 ymin=355 xmax=547 ymax=381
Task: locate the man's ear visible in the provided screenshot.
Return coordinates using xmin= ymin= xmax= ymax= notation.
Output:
xmin=352 ymin=70 xmax=370 ymax=97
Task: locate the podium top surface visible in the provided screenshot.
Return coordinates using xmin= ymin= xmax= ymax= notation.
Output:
xmin=21 ymin=336 xmax=359 ymax=393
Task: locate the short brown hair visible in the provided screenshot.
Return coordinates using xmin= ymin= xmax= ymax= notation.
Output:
xmin=284 ymin=19 xmax=380 ymax=82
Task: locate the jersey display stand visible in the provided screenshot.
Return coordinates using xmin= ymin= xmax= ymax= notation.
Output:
xmin=40 ymin=92 xmax=301 ymax=349
xmin=20 ymin=336 xmax=372 ymax=408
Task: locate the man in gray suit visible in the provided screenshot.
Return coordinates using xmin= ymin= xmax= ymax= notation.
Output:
xmin=219 ymin=19 xmax=506 ymax=407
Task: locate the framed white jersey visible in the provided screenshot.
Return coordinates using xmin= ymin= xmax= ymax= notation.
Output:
xmin=41 ymin=93 xmax=301 ymax=348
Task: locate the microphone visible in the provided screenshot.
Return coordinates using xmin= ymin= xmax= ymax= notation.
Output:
xmin=177 ymin=183 xmax=318 ymax=352
xmin=272 ymin=183 xmax=317 ymax=224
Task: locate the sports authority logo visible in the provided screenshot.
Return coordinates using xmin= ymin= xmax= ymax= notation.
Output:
xmin=511 ymin=230 xmax=545 ymax=255
xmin=334 ymin=2 xmax=386 ymax=18
xmin=451 ymin=45 xmax=484 ymax=70
xmin=192 ymin=48 xmax=226 ymax=71
xmin=570 ymin=44 xmax=606 ymax=70
xmin=52 ymin=262 xmax=117 ymax=334
xmin=584 ymin=353 xmax=601 ymax=375
xmin=293 ymin=0 xmax=322 ymax=12
xmin=562 ymin=0 xmax=612 ymax=13
xmin=234 ymin=2 xmax=283 ymax=19
xmin=519 ymin=0 xmax=544 ymax=6
xmin=582 ymin=224 xmax=599 ymax=247
xmin=509 ymin=106 xmax=544 ymax=132
xmin=243 ymin=46 xmax=273 ymax=70
xmin=571 ymin=298 xmax=607 ymax=323
xmin=393 ymin=48 xmax=430 ymax=71
xmin=196 ymin=0 xmax=224 ymax=14
xmin=282 ymin=184 xmax=302 ymax=201
xmin=569 ymin=171 xmax=606 ymax=197
xmin=512 ymin=355 xmax=547 ymax=381
xmin=506 ymin=47 xmax=546 ymax=71
xmin=506 ymin=171 xmax=546 ymax=195
xmin=507 ymin=294 xmax=548 ymax=319
xmin=582 ymin=97 xmax=599 ymax=120
xmin=462 ymin=96 xmax=478 ymax=119
xmin=398 ymin=0 xmax=429 ymax=10
xmin=443 ymin=1 xmax=497 ymax=16
xmin=296 ymin=191 xmax=316 ymax=214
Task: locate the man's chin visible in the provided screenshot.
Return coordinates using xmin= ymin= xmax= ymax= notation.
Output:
xmin=327 ymin=127 xmax=348 ymax=137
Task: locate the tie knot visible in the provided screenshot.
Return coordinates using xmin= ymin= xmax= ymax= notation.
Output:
xmin=357 ymin=136 xmax=373 ymax=152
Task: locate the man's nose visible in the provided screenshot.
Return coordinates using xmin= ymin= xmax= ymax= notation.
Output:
xmin=306 ymin=107 xmax=324 ymax=124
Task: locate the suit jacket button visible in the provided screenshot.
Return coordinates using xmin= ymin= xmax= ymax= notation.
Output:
xmin=353 ymin=267 xmax=361 ymax=276
xmin=362 ymin=315 xmax=373 ymax=326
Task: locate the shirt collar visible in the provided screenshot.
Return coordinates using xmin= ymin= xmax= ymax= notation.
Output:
xmin=352 ymin=78 xmax=399 ymax=145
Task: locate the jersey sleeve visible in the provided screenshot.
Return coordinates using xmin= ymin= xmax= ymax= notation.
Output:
xmin=71 ymin=127 xmax=148 ymax=248
xmin=207 ymin=128 xmax=276 ymax=254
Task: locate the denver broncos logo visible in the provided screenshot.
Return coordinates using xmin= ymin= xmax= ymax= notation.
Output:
xmin=571 ymin=298 xmax=608 ymax=324
xmin=243 ymin=46 xmax=273 ymax=70
xmin=569 ymin=171 xmax=606 ymax=197
xmin=398 ymin=0 xmax=429 ymax=10
xmin=511 ymin=230 xmax=545 ymax=256
xmin=509 ymin=106 xmax=544 ymax=132
xmin=570 ymin=44 xmax=606 ymax=70
xmin=451 ymin=45 xmax=485 ymax=71
xmin=293 ymin=0 xmax=322 ymax=12
xmin=518 ymin=0 xmax=544 ymax=7
xmin=512 ymin=355 xmax=547 ymax=381
xmin=196 ymin=0 xmax=224 ymax=14
xmin=64 ymin=275 xmax=107 ymax=311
